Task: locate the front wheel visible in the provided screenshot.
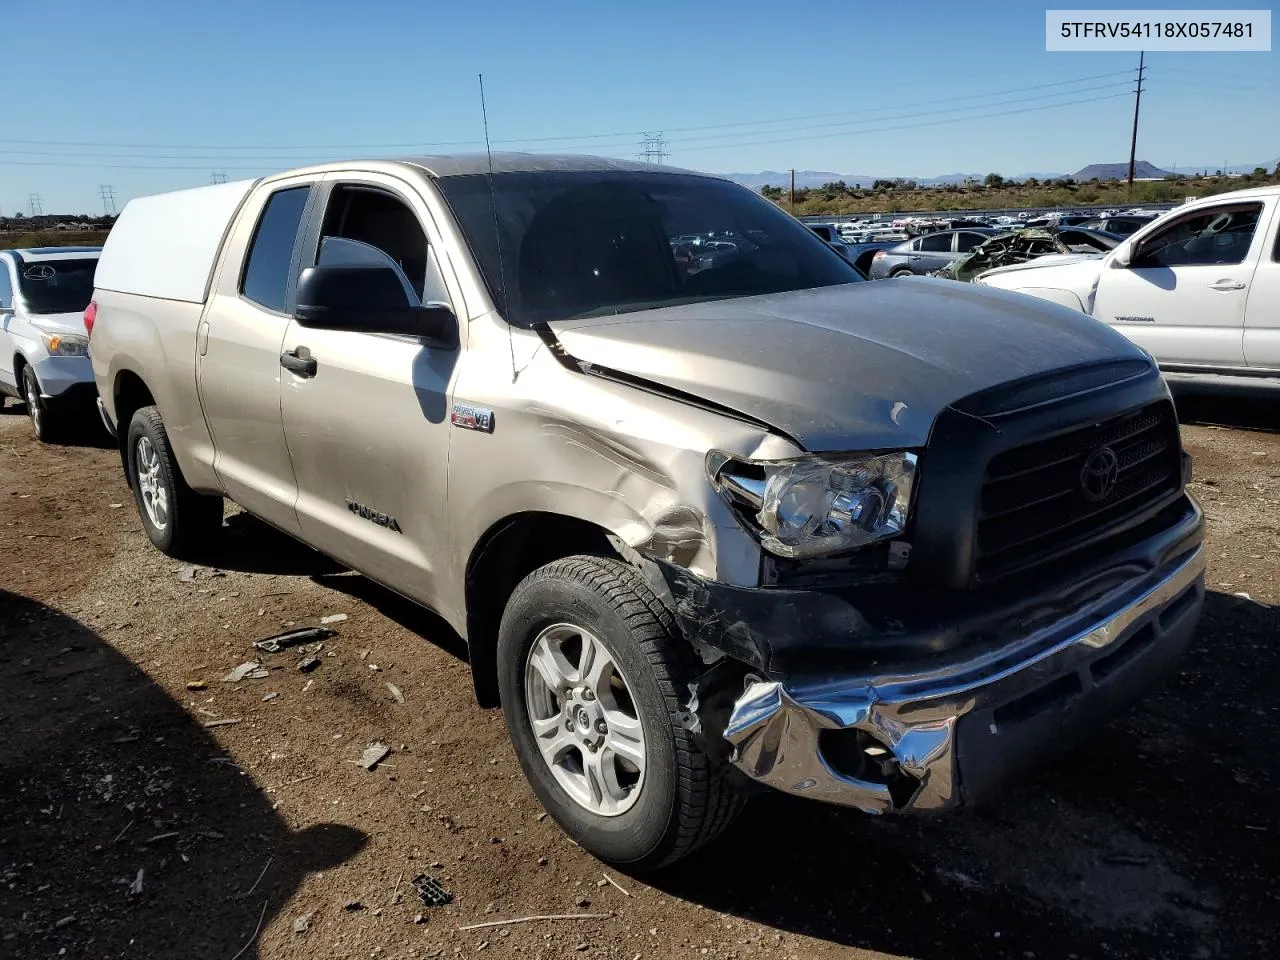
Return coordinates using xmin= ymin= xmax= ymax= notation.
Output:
xmin=497 ymin=556 xmax=744 ymax=869
xmin=21 ymin=365 xmax=61 ymax=442
xmin=125 ymin=406 xmax=224 ymax=557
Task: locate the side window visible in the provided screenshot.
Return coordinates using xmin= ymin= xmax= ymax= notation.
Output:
xmin=241 ymin=186 xmax=310 ymax=312
xmin=0 ymin=264 xmax=12 ymax=307
xmin=919 ymin=233 xmax=952 ymax=252
xmin=909 ymin=238 xmax=923 ymax=252
xmin=1135 ymin=204 xmax=1263 ymax=268
xmin=316 ymin=186 xmax=447 ymax=304
xmin=956 ymin=232 xmax=987 ymax=253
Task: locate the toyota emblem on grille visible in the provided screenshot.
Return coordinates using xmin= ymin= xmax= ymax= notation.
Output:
xmin=1080 ymin=446 xmax=1119 ymax=502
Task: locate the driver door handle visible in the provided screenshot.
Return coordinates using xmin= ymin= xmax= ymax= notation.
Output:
xmin=1209 ymin=279 xmax=1246 ymax=291
xmin=280 ymin=347 xmax=317 ymax=378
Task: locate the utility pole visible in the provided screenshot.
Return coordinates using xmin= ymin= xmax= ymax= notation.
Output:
xmin=1126 ymin=51 xmax=1146 ymax=194
xmin=28 ymin=193 xmax=43 ymax=216
xmin=789 ymin=169 xmax=795 ymax=211
xmin=98 ymin=184 xmax=117 ymax=216
xmin=210 ymin=171 xmax=229 ymax=184
xmin=637 ymin=133 xmax=668 ymax=165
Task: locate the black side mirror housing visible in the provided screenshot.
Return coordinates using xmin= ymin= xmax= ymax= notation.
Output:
xmin=294 ymin=265 xmax=457 ymax=347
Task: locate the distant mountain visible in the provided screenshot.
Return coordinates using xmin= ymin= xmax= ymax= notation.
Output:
xmin=726 ymin=170 xmax=886 ymax=190
xmin=724 ymin=159 xmax=1271 ymax=192
xmin=1072 ymin=160 xmax=1172 ymax=181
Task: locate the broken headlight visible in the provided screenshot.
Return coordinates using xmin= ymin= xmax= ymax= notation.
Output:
xmin=709 ymin=452 xmax=916 ymax=559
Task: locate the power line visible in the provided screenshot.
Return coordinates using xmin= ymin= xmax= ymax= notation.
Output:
xmin=210 ymin=171 xmax=229 ymax=184
xmin=0 ymin=69 xmax=1140 ymax=156
xmin=665 ymin=80 xmax=1136 ymax=147
xmin=674 ymin=91 xmax=1134 ymax=153
xmin=98 ymin=184 xmax=117 ymax=215
xmin=638 ymin=132 xmax=669 ymax=164
xmin=0 ymin=80 xmax=1141 ymax=170
xmin=27 ymin=194 xmax=43 ymax=216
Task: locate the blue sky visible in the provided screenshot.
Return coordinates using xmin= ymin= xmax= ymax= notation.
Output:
xmin=2 ymin=0 xmax=1275 ymax=213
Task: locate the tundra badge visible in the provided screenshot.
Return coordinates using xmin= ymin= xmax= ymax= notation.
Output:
xmin=346 ymin=498 xmax=402 ymax=533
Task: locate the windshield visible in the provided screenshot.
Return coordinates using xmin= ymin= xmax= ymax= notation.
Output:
xmin=436 ymin=171 xmax=862 ymax=327
xmin=17 ymin=258 xmax=98 ymax=315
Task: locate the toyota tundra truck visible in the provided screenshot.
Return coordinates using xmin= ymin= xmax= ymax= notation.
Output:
xmin=89 ymin=156 xmax=1206 ymax=868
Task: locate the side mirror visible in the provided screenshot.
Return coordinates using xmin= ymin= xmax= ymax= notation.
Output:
xmin=294 ymin=265 xmax=457 ymax=347
xmin=1111 ymin=243 xmax=1132 ymax=268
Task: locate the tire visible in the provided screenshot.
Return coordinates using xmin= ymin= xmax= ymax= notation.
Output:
xmin=889 ymin=267 xmax=914 ymax=278
xmin=125 ymin=405 xmax=224 ymax=557
xmin=21 ymin=365 xmax=61 ymax=442
xmin=497 ymin=555 xmax=744 ymax=870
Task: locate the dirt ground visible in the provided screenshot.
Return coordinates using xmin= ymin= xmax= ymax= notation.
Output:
xmin=1 ymin=392 xmax=1277 ymax=960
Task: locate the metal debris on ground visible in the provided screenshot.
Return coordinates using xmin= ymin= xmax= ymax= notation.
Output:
xmin=128 ymin=868 xmax=145 ymax=895
xmin=386 ymin=682 xmax=406 ymax=704
xmin=297 ymin=656 xmax=321 ymax=673
xmin=292 ymin=913 xmax=311 ymax=934
xmin=320 ymin=613 xmax=349 ymax=624
xmin=178 ymin=565 xmax=196 ymax=582
xmin=262 ymin=692 xmax=279 ymax=702
xmin=358 ymin=742 xmax=392 ymax=771
xmin=253 ymin=626 xmax=337 ymax=653
xmin=186 ymin=681 xmax=207 ymax=691
xmin=302 ymin=679 xmax=315 ymax=693
xmin=411 ymin=873 xmax=453 ymax=907
xmin=203 ymin=718 xmax=243 ymax=728
xmin=223 ymin=661 xmax=264 ymax=683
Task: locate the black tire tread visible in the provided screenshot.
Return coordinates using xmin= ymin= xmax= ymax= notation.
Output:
xmin=516 ymin=555 xmax=745 ymax=867
xmin=128 ymin=406 xmax=223 ymax=557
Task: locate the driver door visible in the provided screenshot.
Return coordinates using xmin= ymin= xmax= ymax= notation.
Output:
xmin=1091 ymin=202 xmax=1264 ymax=367
xmin=279 ymin=172 xmax=462 ymax=606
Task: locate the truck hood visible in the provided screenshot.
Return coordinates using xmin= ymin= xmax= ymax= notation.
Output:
xmin=547 ymin=279 xmax=1143 ymax=451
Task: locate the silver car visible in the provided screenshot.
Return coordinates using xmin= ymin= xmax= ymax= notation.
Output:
xmin=0 ymin=246 xmax=101 ymax=440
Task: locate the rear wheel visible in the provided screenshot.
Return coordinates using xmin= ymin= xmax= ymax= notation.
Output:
xmin=889 ymin=267 xmax=914 ymax=278
xmin=21 ymin=365 xmax=61 ymax=442
xmin=497 ymin=555 xmax=744 ymax=869
xmin=126 ymin=405 xmax=223 ymax=557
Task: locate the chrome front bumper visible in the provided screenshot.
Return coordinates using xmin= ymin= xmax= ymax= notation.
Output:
xmin=723 ymin=545 xmax=1206 ymax=813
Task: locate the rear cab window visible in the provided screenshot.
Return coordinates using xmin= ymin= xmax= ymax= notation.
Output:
xmin=240 ymin=186 xmax=310 ymax=312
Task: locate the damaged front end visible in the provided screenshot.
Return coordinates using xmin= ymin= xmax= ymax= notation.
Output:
xmin=721 ymin=544 xmax=1204 ymax=814
xmin=937 ymin=228 xmax=1087 ymax=282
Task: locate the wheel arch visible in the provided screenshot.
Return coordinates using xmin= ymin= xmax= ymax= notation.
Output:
xmin=112 ymin=369 xmax=157 ymax=467
xmin=465 ymin=511 xmax=630 ymax=708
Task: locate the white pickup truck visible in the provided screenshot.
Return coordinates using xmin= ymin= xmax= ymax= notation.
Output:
xmin=977 ymin=185 xmax=1280 ymax=388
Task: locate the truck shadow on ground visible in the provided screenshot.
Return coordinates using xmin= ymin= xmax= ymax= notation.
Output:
xmin=0 ymin=402 xmax=115 ymax=449
xmin=653 ymin=589 xmax=1278 ymax=960
xmin=0 ymin=592 xmax=367 ymax=958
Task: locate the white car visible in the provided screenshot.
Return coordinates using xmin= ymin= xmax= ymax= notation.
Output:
xmin=976 ymin=185 xmax=1280 ymax=387
xmin=0 ymin=247 xmax=102 ymax=440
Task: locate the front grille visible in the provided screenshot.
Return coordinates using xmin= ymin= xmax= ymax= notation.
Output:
xmin=975 ymin=402 xmax=1181 ymax=579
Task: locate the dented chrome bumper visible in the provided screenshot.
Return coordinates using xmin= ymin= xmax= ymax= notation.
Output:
xmin=724 ymin=545 xmax=1206 ymax=813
